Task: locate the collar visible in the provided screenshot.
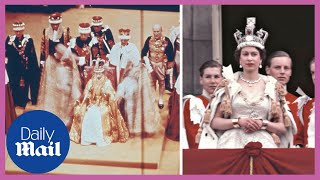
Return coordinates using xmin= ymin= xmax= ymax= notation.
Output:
xmin=46 ymin=26 xmax=64 ymax=40
xmin=76 ymin=37 xmax=92 ymax=48
xmin=283 ymin=85 xmax=287 ymax=91
xmin=202 ymin=89 xmax=211 ymax=100
xmin=90 ymin=25 xmax=109 ymax=37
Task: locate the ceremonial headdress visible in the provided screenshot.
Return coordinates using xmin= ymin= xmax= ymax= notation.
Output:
xmin=78 ymin=23 xmax=91 ymax=34
xmin=118 ymin=28 xmax=131 ymax=40
xmin=234 ymin=17 xmax=268 ymax=50
xmin=48 ymin=12 xmax=62 ymax=24
xmin=91 ymin=16 xmax=103 ymax=26
xmin=12 ymin=21 xmax=25 ymax=31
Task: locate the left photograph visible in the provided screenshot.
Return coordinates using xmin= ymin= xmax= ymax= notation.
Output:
xmin=5 ymin=5 xmax=180 ymax=175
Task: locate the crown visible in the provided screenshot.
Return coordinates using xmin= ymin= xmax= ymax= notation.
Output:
xmin=118 ymin=28 xmax=131 ymax=40
xmin=78 ymin=23 xmax=91 ymax=34
xmin=48 ymin=12 xmax=62 ymax=24
xmin=234 ymin=17 xmax=268 ymax=50
xmin=12 ymin=21 xmax=25 ymax=31
xmin=93 ymin=58 xmax=105 ymax=73
xmin=91 ymin=16 xmax=103 ymax=26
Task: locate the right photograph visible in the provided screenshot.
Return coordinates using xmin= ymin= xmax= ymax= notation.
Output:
xmin=182 ymin=5 xmax=315 ymax=174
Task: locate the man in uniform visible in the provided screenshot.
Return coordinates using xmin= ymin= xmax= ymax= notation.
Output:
xmin=90 ymin=16 xmax=115 ymax=62
xmin=294 ymin=58 xmax=315 ymax=148
xmin=141 ymin=24 xmax=174 ymax=109
xmin=40 ymin=12 xmax=71 ymax=70
xmin=69 ymin=22 xmax=98 ymax=88
xmin=5 ymin=21 xmax=40 ymax=107
xmin=182 ymin=60 xmax=223 ymax=149
xmin=265 ymin=51 xmax=304 ymax=147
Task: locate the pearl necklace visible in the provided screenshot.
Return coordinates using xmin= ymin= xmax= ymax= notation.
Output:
xmin=240 ymin=74 xmax=261 ymax=87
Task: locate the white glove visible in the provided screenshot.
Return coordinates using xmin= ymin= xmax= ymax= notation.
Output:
xmin=143 ymin=56 xmax=153 ymax=73
xmin=79 ymin=57 xmax=85 ymax=66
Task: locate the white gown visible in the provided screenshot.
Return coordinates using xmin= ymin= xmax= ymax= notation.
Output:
xmin=217 ymin=94 xmax=277 ymax=148
xmin=198 ymin=69 xmax=297 ymax=149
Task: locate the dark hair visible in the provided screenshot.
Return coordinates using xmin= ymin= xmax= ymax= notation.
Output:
xmin=265 ymin=51 xmax=292 ymax=68
xmin=309 ymin=57 xmax=315 ymax=70
xmin=199 ymin=60 xmax=222 ymax=77
xmin=233 ymin=47 xmax=266 ymax=65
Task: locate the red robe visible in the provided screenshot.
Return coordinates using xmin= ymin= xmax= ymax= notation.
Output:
xmin=285 ymin=93 xmax=304 ymax=146
xmin=302 ymin=99 xmax=314 ymax=147
xmin=5 ymin=84 xmax=17 ymax=134
xmin=184 ymin=95 xmax=209 ymax=149
xmin=165 ymin=89 xmax=180 ymax=141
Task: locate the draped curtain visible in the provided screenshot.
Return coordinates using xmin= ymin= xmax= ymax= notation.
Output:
xmin=183 ymin=142 xmax=314 ymax=174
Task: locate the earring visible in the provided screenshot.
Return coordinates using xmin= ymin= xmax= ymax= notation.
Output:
xmin=239 ymin=64 xmax=243 ymax=68
xmin=259 ymin=64 xmax=262 ymax=68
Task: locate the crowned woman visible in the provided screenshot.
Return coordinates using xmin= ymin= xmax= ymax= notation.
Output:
xmin=69 ymin=58 xmax=129 ymax=146
xmin=198 ymin=17 xmax=297 ymax=149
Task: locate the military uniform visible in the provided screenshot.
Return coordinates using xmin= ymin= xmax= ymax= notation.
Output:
xmin=69 ymin=23 xmax=98 ymax=88
xmin=5 ymin=21 xmax=40 ymax=107
xmin=90 ymin=16 xmax=115 ymax=61
xmin=141 ymin=34 xmax=174 ymax=107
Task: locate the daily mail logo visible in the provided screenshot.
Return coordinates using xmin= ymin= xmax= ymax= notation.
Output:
xmin=7 ymin=110 xmax=70 ymax=174
xmin=16 ymin=127 xmax=61 ymax=157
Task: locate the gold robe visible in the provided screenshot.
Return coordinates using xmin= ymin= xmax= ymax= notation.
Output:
xmin=70 ymin=74 xmax=129 ymax=145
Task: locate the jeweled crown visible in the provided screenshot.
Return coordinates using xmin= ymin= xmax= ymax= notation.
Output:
xmin=93 ymin=58 xmax=105 ymax=73
xmin=234 ymin=17 xmax=268 ymax=50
